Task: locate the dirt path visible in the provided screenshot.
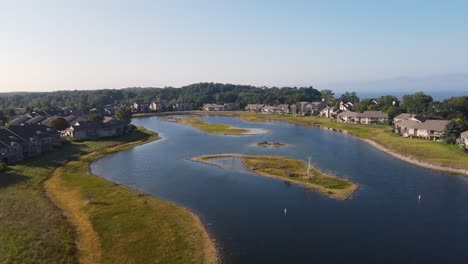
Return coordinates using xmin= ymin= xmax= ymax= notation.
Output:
xmin=44 ymin=168 xmax=103 ymax=264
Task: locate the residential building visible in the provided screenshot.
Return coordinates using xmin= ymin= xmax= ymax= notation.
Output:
xmin=203 ymin=103 xmax=240 ymax=111
xmin=394 ymin=119 xmax=449 ymax=140
xmin=64 ymin=121 xmax=128 ymax=141
xmin=358 ymin=111 xmax=389 ymax=124
xmin=149 ymin=102 xmax=166 ymax=112
xmin=244 ymin=104 xmax=265 ymax=112
xmin=339 ymin=101 xmax=354 ymax=111
xmin=173 ymin=103 xmax=193 ymax=111
xmin=277 ymin=104 xmax=290 ymax=114
xmin=337 ymin=111 xmax=389 ymax=124
xmin=393 ymin=113 xmax=429 ymax=123
xmin=459 ymin=131 xmax=468 ymax=150
xmin=224 ymin=103 xmax=240 ymax=111
xmin=298 ymin=101 xmax=326 ymax=116
xmin=320 ymin=106 xmax=340 ymax=118
xmin=337 ymin=111 xmax=359 ymax=123
xmin=203 ymin=104 xmax=225 ymax=111
xmin=261 ymin=106 xmax=284 ymax=114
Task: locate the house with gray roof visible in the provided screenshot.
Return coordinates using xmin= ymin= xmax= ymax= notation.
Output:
xmin=357 ymin=111 xmax=389 ymax=124
xmin=394 ymin=119 xmax=449 ymax=140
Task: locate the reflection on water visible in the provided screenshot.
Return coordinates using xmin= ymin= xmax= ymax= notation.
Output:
xmin=91 ymin=115 xmax=468 ymax=264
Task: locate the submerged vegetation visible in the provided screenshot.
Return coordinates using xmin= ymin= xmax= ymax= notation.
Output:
xmin=193 ymin=154 xmax=358 ymax=200
xmin=177 ymin=116 xmax=255 ymax=135
xmin=1 ymin=127 xmax=216 ymax=263
xmin=256 ymin=141 xmax=286 ymax=147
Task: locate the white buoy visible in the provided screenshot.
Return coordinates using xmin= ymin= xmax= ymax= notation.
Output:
xmin=284 ymin=208 xmax=287 ymax=215
xmin=418 ymin=194 xmax=421 ymax=201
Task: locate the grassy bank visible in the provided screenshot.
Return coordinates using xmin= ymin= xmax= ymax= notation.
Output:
xmin=177 ymin=116 xmax=251 ymax=135
xmin=193 ymin=154 xmax=358 ymax=200
xmin=1 ymin=127 xmax=216 ymax=263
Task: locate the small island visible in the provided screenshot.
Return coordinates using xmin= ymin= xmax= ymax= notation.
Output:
xmin=177 ymin=116 xmax=268 ymax=135
xmin=256 ymin=141 xmax=286 ymax=147
xmin=191 ymin=154 xmax=358 ymax=200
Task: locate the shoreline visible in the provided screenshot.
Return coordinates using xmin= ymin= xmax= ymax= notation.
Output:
xmin=44 ymin=127 xmax=219 ymax=263
xmin=134 ymin=111 xmax=468 ymax=176
xmin=190 ymin=154 xmax=359 ymax=200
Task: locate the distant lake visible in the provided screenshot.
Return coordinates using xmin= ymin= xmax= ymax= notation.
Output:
xmin=91 ymin=116 xmax=468 ymax=263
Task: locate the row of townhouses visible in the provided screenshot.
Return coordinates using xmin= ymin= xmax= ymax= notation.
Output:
xmin=202 ymin=103 xmax=240 ymax=111
xmin=0 ymin=124 xmax=60 ymax=164
xmin=393 ymin=114 xmax=449 ymax=141
xmin=131 ymin=102 xmax=194 ymax=113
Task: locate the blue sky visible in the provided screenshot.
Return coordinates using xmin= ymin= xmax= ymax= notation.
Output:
xmin=1 ymin=0 xmax=467 ymax=92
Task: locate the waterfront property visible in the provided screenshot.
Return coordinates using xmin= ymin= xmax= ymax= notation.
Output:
xmin=203 ymin=103 xmax=240 ymax=111
xmin=459 ymin=131 xmax=468 ymax=150
xmin=394 ymin=119 xmax=449 ymax=140
xmin=299 ymin=101 xmax=326 ymax=116
xmin=244 ymin=104 xmax=265 ymax=112
xmin=63 ymin=120 xmax=128 ymax=140
xmin=339 ymin=101 xmax=354 ymax=111
xmin=337 ymin=111 xmax=389 ymax=124
xmin=393 ymin=113 xmax=429 ymax=123
xmin=320 ymin=106 xmax=340 ymax=118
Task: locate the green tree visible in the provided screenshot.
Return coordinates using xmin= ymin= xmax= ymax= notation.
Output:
xmin=49 ymin=117 xmax=69 ymax=131
xmin=116 ymin=106 xmax=132 ymax=123
xmin=339 ymin=91 xmax=359 ymax=104
xmin=402 ymin=92 xmax=433 ymax=114
xmin=443 ymin=120 xmax=463 ymax=144
xmin=88 ymin=114 xmax=104 ymax=123
xmin=320 ymin=89 xmax=335 ymax=105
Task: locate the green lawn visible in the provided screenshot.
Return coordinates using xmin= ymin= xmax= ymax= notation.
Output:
xmin=1 ymin=127 xmax=216 ymax=264
xmin=195 ymin=154 xmax=358 ymax=200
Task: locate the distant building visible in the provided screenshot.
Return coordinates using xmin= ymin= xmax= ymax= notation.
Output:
xmin=244 ymin=104 xmax=265 ymax=112
xmin=149 ymin=102 xmax=165 ymax=112
xmin=277 ymin=104 xmax=290 ymax=114
xmin=131 ymin=103 xmax=150 ymax=113
xmin=203 ymin=104 xmax=225 ymax=111
xmin=339 ymin=101 xmax=354 ymax=111
xmin=173 ymin=103 xmax=193 ymax=111
xmin=393 ymin=113 xmax=429 ymax=123
xmin=203 ymin=103 xmax=240 ymax=111
xmin=459 ymin=131 xmax=468 ymax=150
xmin=298 ymin=101 xmax=326 ymax=116
xmin=320 ymin=106 xmax=340 ymax=118
xmin=337 ymin=111 xmax=388 ymax=124
xmin=64 ymin=121 xmax=128 ymax=141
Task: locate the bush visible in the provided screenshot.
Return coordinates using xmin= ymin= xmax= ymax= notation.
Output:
xmin=0 ymin=163 xmax=8 ymax=171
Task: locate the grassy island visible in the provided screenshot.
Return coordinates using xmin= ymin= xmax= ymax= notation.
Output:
xmin=177 ymin=116 xmax=266 ymax=135
xmin=192 ymin=154 xmax=358 ymax=200
xmin=256 ymin=141 xmax=286 ymax=147
xmin=1 ymin=127 xmax=217 ymax=263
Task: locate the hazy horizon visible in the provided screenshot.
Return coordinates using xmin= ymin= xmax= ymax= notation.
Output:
xmin=1 ymin=1 xmax=468 ymax=92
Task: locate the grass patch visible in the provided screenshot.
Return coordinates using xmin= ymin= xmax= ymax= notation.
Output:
xmin=194 ymin=154 xmax=358 ymax=200
xmin=1 ymin=127 xmax=216 ymax=263
xmin=177 ymin=116 xmax=251 ymax=135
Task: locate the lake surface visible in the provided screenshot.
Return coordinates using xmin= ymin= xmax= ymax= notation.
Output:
xmin=91 ymin=115 xmax=468 ymax=263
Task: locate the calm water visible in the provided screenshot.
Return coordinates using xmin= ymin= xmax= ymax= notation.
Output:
xmin=91 ymin=115 xmax=468 ymax=263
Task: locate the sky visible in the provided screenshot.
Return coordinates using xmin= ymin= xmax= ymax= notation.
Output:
xmin=1 ymin=0 xmax=468 ymax=92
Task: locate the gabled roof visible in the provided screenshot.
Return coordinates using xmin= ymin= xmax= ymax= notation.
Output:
xmin=9 ymin=115 xmax=31 ymax=126
xmin=420 ymin=120 xmax=449 ymax=131
xmin=25 ymin=115 xmax=46 ymax=124
xmin=337 ymin=111 xmax=359 ymax=117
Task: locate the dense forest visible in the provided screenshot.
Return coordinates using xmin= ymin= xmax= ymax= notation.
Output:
xmin=0 ymin=83 xmax=467 ymax=124
xmin=0 ymin=83 xmax=321 ymax=111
